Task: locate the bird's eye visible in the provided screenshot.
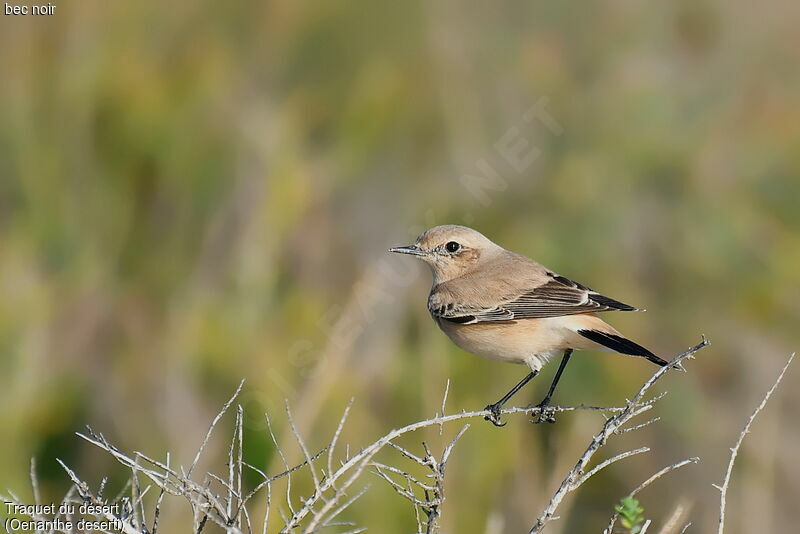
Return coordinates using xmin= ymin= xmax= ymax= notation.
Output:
xmin=445 ymin=241 xmax=461 ymax=253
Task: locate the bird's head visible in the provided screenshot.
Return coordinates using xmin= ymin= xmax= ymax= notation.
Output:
xmin=389 ymin=225 xmax=501 ymax=283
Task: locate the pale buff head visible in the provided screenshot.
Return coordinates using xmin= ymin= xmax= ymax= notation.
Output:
xmin=389 ymin=225 xmax=502 ymax=283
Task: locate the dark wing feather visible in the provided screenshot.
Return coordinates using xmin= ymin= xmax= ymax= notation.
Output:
xmin=577 ymin=330 xmax=668 ymax=366
xmin=431 ymin=273 xmax=640 ymax=324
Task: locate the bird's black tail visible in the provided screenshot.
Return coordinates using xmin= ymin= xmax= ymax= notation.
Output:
xmin=577 ymin=329 xmax=669 ymax=367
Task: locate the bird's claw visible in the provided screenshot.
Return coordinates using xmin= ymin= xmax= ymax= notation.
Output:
xmin=530 ymin=402 xmax=557 ymax=424
xmin=483 ymin=403 xmax=506 ymax=427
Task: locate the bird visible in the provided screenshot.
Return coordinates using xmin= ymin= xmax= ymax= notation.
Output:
xmin=389 ymin=224 xmax=669 ymax=426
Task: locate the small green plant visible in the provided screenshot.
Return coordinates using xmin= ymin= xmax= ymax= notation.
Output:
xmin=615 ymin=496 xmax=646 ymax=534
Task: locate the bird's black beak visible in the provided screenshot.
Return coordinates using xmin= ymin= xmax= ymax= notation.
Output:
xmin=389 ymin=244 xmax=425 ymax=256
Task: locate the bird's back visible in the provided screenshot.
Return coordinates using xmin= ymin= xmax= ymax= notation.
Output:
xmin=431 ymin=249 xmax=550 ymax=308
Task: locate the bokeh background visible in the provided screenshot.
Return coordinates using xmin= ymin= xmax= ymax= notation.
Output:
xmin=2 ymin=1 xmax=799 ymax=532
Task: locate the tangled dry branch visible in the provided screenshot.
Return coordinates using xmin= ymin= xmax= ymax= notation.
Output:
xmin=3 ymin=336 xmax=793 ymax=533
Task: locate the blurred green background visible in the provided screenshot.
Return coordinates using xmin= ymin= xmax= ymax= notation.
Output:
xmin=1 ymin=1 xmax=799 ymax=532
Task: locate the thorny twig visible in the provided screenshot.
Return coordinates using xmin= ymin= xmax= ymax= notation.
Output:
xmin=279 ymin=400 xmax=637 ymax=531
xmin=373 ymin=425 xmax=469 ymax=533
xmin=7 ymin=336 xmax=763 ymax=534
xmin=529 ymin=337 xmax=710 ymax=533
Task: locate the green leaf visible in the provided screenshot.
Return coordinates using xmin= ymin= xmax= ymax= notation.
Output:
xmin=615 ymin=497 xmax=646 ymax=533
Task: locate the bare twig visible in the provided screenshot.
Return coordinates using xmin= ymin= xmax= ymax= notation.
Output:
xmin=634 ymin=460 xmax=697 ymax=501
xmin=279 ymin=401 xmax=630 ymax=532
xmin=328 ymin=398 xmax=354 ymax=486
xmin=56 ymin=459 xmax=143 ymax=534
xmin=426 ymin=424 xmax=469 ymax=532
xmin=65 ymin=390 xmax=324 ymax=534
xmin=29 ymin=458 xmax=41 ymax=508
xmin=151 ymin=452 xmax=169 ymax=534
xmin=130 ymin=456 xmax=146 ymax=530
xmin=615 ymin=416 xmax=661 ymax=435
xmin=529 ymin=337 xmax=709 ymax=533
xmin=286 ymin=401 xmax=322 ymax=496
xmin=439 ymin=379 xmax=451 ymax=435
xmin=574 ymin=447 xmax=650 ymax=489
xmin=5 ymin=337 xmax=720 ymax=534
xmin=715 ymin=352 xmax=794 ymax=534
xmin=321 ymin=484 xmax=371 ymax=529
xmin=188 ymin=379 xmax=245 ymax=479
xmin=604 ymin=459 xmax=699 ymax=533
xmin=372 ymin=425 xmax=468 ymax=534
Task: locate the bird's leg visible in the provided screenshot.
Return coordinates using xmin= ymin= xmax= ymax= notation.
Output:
xmin=532 ymin=349 xmax=573 ymax=424
xmin=484 ymin=370 xmax=539 ymax=427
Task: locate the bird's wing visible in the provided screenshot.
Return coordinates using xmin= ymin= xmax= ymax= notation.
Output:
xmin=429 ymin=273 xmax=641 ymax=325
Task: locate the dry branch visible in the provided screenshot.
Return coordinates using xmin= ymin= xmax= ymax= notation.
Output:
xmin=529 ymin=337 xmax=709 ymax=533
xmin=604 ymin=458 xmax=698 ymax=534
xmin=714 ymin=352 xmax=794 ymax=534
xmin=1 ymin=337 xmax=731 ymax=534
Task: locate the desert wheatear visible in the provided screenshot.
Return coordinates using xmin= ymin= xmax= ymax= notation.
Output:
xmin=390 ymin=225 xmax=667 ymax=426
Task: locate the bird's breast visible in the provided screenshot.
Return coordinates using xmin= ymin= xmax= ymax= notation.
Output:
xmin=434 ymin=316 xmax=564 ymax=365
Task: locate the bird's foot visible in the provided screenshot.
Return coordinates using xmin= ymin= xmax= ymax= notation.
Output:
xmin=530 ymin=401 xmax=557 ymax=424
xmin=483 ymin=403 xmax=506 ymax=427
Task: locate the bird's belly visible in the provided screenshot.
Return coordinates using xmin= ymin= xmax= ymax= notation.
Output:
xmin=437 ymin=318 xmax=568 ymax=366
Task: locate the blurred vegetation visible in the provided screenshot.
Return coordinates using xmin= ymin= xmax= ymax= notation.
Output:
xmin=1 ymin=1 xmax=798 ymax=532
